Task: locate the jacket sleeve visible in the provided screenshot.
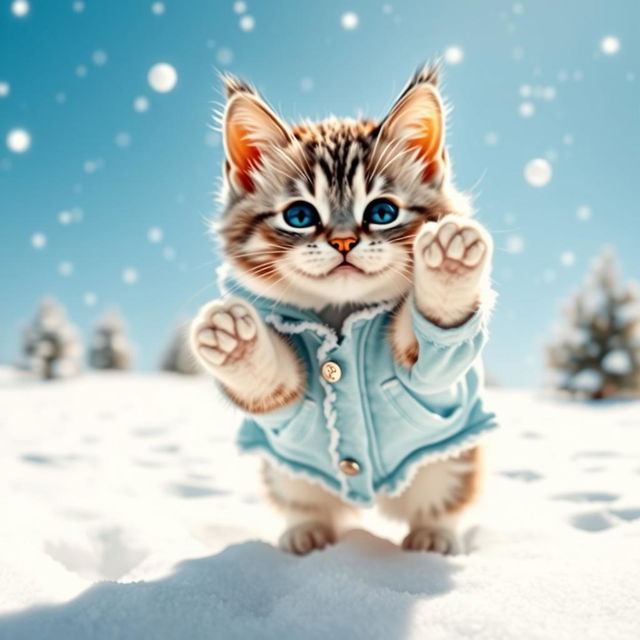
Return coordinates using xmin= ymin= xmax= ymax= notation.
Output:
xmin=395 ymin=295 xmax=489 ymax=394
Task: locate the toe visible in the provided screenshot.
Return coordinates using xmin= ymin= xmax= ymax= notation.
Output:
xmin=211 ymin=311 xmax=235 ymax=334
xmin=425 ymin=242 xmax=444 ymax=268
xmin=236 ymin=316 xmax=256 ymax=341
xmin=198 ymin=328 xmax=218 ymax=347
xmin=198 ymin=345 xmax=226 ymax=366
xmin=462 ymin=241 xmax=486 ymax=267
xmin=461 ymin=227 xmax=480 ymax=247
xmin=215 ymin=330 xmax=238 ymax=353
xmin=438 ymin=221 xmax=458 ymax=248
xmin=448 ymin=235 xmax=465 ymax=260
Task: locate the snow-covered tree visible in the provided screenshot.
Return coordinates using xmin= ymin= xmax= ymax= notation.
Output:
xmin=161 ymin=320 xmax=201 ymax=375
xmin=89 ymin=310 xmax=133 ymax=371
xmin=546 ymin=247 xmax=640 ymax=399
xmin=19 ymin=297 xmax=83 ymax=380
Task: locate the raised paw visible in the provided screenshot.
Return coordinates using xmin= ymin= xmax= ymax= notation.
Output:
xmin=191 ymin=297 xmax=261 ymax=369
xmin=279 ymin=522 xmax=336 ymax=556
xmin=415 ymin=215 xmax=491 ymax=277
xmin=402 ymin=527 xmax=461 ymax=555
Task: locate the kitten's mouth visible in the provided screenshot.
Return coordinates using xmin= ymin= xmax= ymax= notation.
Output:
xmin=330 ymin=262 xmax=364 ymax=275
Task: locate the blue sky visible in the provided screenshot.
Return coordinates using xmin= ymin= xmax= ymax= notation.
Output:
xmin=1 ymin=0 xmax=638 ymax=385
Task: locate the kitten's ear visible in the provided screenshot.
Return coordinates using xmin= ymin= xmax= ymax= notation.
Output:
xmin=222 ymin=75 xmax=291 ymax=193
xmin=379 ymin=65 xmax=446 ymax=184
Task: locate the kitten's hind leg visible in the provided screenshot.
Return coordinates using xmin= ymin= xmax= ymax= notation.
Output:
xmin=377 ymin=448 xmax=482 ymax=555
xmin=264 ymin=463 xmax=358 ymax=555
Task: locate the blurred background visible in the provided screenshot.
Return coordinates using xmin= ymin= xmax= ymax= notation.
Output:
xmin=1 ymin=0 xmax=639 ymax=388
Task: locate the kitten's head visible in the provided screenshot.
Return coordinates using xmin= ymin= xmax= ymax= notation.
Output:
xmin=215 ymin=64 xmax=470 ymax=309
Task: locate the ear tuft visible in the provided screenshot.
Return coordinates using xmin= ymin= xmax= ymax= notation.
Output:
xmin=378 ymin=63 xmax=446 ymax=184
xmin=220 ymin=72 xmax=256 ymax=100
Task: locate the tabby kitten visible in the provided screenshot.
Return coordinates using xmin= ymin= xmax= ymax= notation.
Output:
xmin=191 ymin=65 xmax=495 ymax=555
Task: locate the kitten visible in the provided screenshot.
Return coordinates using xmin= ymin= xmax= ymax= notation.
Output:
xmin=191 ymin=65 xmax=496 ymax=555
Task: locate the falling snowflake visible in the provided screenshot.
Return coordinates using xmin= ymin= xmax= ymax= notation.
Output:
xmin=83 ymin=292 xmax=98 ymax=307
xmin=133 ymin=96 xmax=149 ymax=113
xmin=444 ymin=46 xmax=464 ymax=65
xmin=55 ymin=92 xmax=67 ymax=104
xmin=11 ymin=0 xmax=29 ymax=18
xmin=151 ymin=2 xmax=165 ymax=15
xmin=519 ymin=84 xmax=532 ymax=98
xmin=216 ymin=48 xmax=234 ymax=66
xmin=31 ymin=233 xmax=46 ymax=249
xmin=484 ymin=132 xmax=499 ymax=146
xmin=560 ymin=251 xmax=576 ymax=267
xmin=505 ymin=235 xmax=525 ymax=254
xmin=341 ymin=12 xmax=359 ymax=30
xmin=233 ymin=1 xmax=247 ymax=13
xmin=163 ymin=247 xmax=176 ymax=261
xmin=115 ymin=132 xmax=131 ymax=148
xmin=147 ymin=227 xmax=163 ymax=243
xmin=239 ymin=15 xmax=255 ymax=31
xmin=58 ymin=210 xmax=73 ymax=225
xmin=600 ymin=35 xmax=620 ymax=55
xmin=72 ymin=1 xmax=84 ymax=12
xmin=0 ymin=82 xmax=10 ymax=98
xmin=562 ymin=134 xmax=574 ymax=145
xmin=92 ymin=50 xmax=108 ymax=66
xmin=300 ymin=77 xmax=314 ymax=93
xmin=576 ymin=205 xmax=592 ymax=221
xmin=75 ymin=65 xmax=88 ymax=78
xmin=524 ymin=158 xmax=552 ymax=187
xmin=58 ymin=261 xmax=74 ymax=277
xmin=148 ymin=63 xmax=178 ymax=93
xmin=519 ymin=102 xmax=535 ymax=118
xmin=122 ymin=268 xmax=139 ymax=284
xmin=7 ymin=128 xmax=31 ymax=153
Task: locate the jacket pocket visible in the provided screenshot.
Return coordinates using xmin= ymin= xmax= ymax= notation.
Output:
xmin=380 ymin=377 xmax=463 ymax=435
xmin=261 ymin=397 xmax=317 ymax=446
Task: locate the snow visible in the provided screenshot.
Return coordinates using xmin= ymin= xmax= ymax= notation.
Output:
xmin=133 ymin=96 xmax=149 ymax=113
xmin=239 ymin=15 xmax=255 ymax=32
xmin=11 ymin=0 xmax=29 ymax=18
xmin=148 ymin=63 xmax=178 ymax=94
xmin=444 ymin=46 xmax=464 ymax=65
xmin=151 ymin=2 xmax=165 ymax=16
xmin=122 ymin=267 xmax=139 ymax=285
xmin=92 ymin=50 xmax=108 ymax=66
xmin=601 ymin=36 xmax=621 ymax=55
xmin=577 ymin=205 xmax=592 ymax=221
xmin=505 ymin=234 xmax=524 ymax=254
xmin=524 ymin=158 xmax=552 ymax=187
xmin=6 ymin=128 xmax=31 ymax=153
xmin=602 ymin=349 xmax=633 ymax=375
xmin=341 ymin=12 xmax=359 ymax=30
xmin=560 ymin=251 xmax=576 ymax=267
xmin=147 ymin=227 xmax=164 ymax=243
xmin=216 ymin=48 xmax=234 ymax=66
xmin=0 ymin=82 xmax=9 ymax=97
xmin=0 ymin=374 xmax=639 ymax=639
xmin=31 ymin=233 xmax=46 ymax=249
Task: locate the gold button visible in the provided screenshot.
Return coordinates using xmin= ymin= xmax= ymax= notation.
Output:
xmin=321 ymin=361 xmax=342 ymax=383
xmin=339 ymin=458 xmax=360 ymax=476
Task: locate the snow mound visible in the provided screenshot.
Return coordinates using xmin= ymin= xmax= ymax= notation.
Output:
xmin=0 ymin=375 xmax=639 ymax=639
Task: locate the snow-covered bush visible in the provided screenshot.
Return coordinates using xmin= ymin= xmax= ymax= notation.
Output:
xmin=546 ymin=247 xmax=640 ymax=399
xmin=18 ymin=297 xmax=83 ymax=380
xmin=89 ymin=310 xmax=133 ymax=371
xmin=161 ymin=320 xmax=201 ymax=375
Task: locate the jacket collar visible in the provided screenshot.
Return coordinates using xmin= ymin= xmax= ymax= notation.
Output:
xmin=217 ymin=264 xmax=399 ymax=337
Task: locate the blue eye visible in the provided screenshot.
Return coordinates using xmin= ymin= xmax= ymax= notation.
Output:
xmin=365 ymin=199 xmax=399 ymax=225
xmin=283 ymin=201 xmax=320 ymax=228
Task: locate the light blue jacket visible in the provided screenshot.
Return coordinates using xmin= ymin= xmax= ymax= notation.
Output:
xmin=221 ymin=273 xmax=497 ymax=506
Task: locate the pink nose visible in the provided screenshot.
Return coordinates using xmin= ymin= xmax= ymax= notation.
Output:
xmin=330 ymin=236 xmax=359 ymax=254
